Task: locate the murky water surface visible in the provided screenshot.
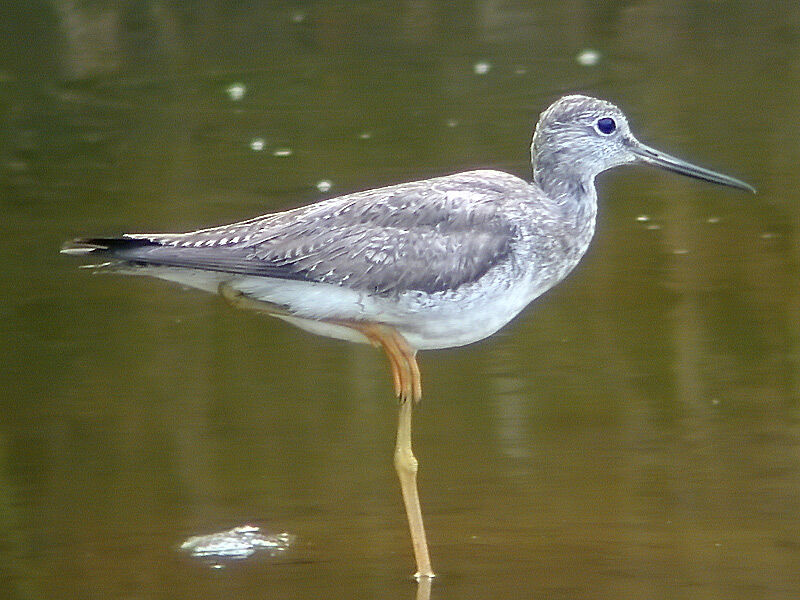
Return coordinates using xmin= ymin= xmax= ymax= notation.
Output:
xmin=2 ymin=2 xmax=799 ymax=599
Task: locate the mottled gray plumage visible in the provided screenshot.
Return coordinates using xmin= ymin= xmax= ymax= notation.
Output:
xmin=89 ymin=171 xmax=523 ymax=296
xmin=64 ymin=95 xmax=753 ymax=350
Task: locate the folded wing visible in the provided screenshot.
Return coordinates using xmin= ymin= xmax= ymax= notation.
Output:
xmin=66 ymin=171 xmax=525 ymax=296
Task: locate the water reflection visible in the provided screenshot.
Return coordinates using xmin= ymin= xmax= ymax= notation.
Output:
xmin=416 ymin=577 xmax=432 ymax=600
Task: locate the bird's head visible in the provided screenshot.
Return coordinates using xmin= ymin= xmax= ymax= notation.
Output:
xmin=532 ymin=95 xmax=754 ymax=195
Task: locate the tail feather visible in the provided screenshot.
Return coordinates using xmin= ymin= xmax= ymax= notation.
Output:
xmin=62 ymin=235 xmax=300 ymax=281
xmin=61 ymin=237 xmax=156 ymax=256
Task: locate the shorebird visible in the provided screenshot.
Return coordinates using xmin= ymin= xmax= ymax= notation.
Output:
xmin=63 ymin=95 xmax=753 ymax=579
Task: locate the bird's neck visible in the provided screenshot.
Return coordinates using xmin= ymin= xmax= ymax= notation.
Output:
xmin=532 ymin=161 xmax=598 ymax=228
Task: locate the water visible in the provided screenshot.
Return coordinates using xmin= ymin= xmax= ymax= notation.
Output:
xmin=2 ymin=2 xmax=799 ymax=598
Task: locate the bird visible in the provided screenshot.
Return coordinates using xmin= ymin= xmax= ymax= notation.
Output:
xmin=62 ymin=95 xmax=754 ymax=579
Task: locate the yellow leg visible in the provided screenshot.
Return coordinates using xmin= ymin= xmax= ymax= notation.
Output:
xmin=215 ymin=292 xmax=434 ymax=579
xmin=218 ymin=282 xmax=288 ymax=315
xmin=395 ymin=394 xmax=435 ymax=579
xmin=344 ymin=322 xmax=422 ymax=403
xmin=340 ymin=322 xmax=433 ymax=578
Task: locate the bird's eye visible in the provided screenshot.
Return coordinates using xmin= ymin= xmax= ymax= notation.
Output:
xmin=596 ymin=117 xmax=616 ymax=134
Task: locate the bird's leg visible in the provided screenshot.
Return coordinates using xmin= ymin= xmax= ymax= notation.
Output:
xmin=339 ymin=322 xmax=433 ymax=578
xmin=344 ymin=322 xmax=422 ymax=403
xmin=219 ymin=282 xmax=263 ymax=311
xmin=217 ymin=293 xmax=433 ymax=574
xmin=218 ymin=282 xmax=289 ymax=315
xmin=395 ymin=390 xmax=434 ymax=579
xmin=381 ymin=330 xmax=419 ymax=403
xmin=378 ymin=331 xmax=407 ymax=399
xmin=393 ymin=330 xmax=422 ymax=404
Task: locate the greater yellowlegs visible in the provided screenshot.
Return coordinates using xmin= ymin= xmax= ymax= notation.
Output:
xmin=63 ymin=95 xmax=754 ymax=578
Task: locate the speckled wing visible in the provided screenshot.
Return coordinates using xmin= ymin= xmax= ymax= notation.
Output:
xmin=75 ymin=171 xmax=525 ymax=296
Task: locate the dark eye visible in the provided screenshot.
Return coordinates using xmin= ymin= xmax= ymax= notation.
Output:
xmin=597 ymin=117 xmax=616 ymax=134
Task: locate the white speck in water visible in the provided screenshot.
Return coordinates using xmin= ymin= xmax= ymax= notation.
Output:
xmin=646 ymin=224 xmax=661 ymax=230
xmin=249 ymin=137 xmax=265 ymax=151
xmin=712 ymin=398 xmax=720 ymax=405
xmin=636 ymin=214 xmax=650 ymax=222
xmin=445 ymin=118 xmax=459 ymax=128
xmin=358 ymin=131 xmax=373 ymax=140
xmin=316 ymin=179 xmax=332 ymax=193
xmin=226 ymin=82 xmax=247 ymax=101
xmin=576 ymin=48 xmax=601 ymax=67
xmin=473 ymin=61 xmax=491 ymax=75
xmin=673 ymin=248 xmax=689 ymax=255
xmin=514 ymin=66 xmax=527 ymax=75
xmin=760 ymin=232 xmax=777 ymax=239
xmin=290 ymin=10 xmax=305 ymax=23
xmin=272 ymin=147 xmax=293 ymax=157
xmin=706 ymin=216 xmax=720 ymax=224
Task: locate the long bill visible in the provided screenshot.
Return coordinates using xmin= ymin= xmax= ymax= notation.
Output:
xmin=630 ymin=141 xmax=756 ymax=193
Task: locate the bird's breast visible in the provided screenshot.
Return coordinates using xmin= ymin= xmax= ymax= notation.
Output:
xmin=393 ymin=219 xmax=595 ymax=350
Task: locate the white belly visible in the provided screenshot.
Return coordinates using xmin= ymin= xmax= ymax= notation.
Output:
xmin=129 ymin=261 xmax=569 ymax=351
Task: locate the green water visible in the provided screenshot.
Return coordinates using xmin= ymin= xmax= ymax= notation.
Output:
xmin=2 ymin=2 xmax=799 ymax=598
